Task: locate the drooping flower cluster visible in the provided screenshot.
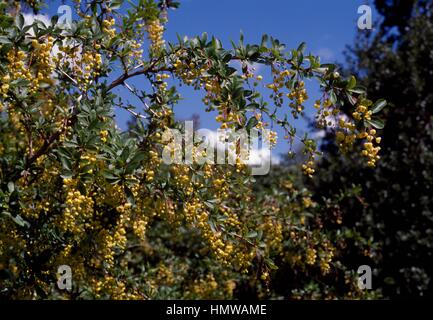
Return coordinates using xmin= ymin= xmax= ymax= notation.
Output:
xmin=58 ymin=178 xmax=94 ymax=236
xmin=146 ymin=18 xmax=165 ymax=53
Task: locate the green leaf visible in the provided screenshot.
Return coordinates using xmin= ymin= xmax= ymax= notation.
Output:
xmin=346 ymin=92 xmax=357 ymax=106
xmin=17 ymin=14 xmax=24 ymax=29
xmin=110 ymin=0 xmax=123 ymax=10
xmin=246 ymin=117 xmax=258 ymax=131
xmin=320 ymin=63 xmax=335 ymax=73
xmin=0 ymin=36 xmax=12 ymax=44
xmin=371 ymin=99 xmax=387 ymax=114
xmin=297 ymin=42 xmax=306 ymax=53
xmin=60 ymin=156 xmax=72 ymax=172
xmin=129 ymin=151 xmax=145 ymax=165
xmin=246 ymin=231 xmax=258 ymax=238
xmin=124 ymin=186 xmax=135 ymax=206
xmin=102 ymin=171 xmax=121 ymax=183
xmin=265 ymin=258 xmax=278 ymax=270
xmin=329 ymin=91 xmax=337 ymax=105
xmin=366 ymin=118 xmax=385 ymax=129
xmin=313 ymin=67 xmax=328 ymax=74
xmin=349 ymin=86 xmax=366 ymax=95
xmin=2 ymin=211 xmax=30 ymax=228
xmin=346 ymin=76 xmax=356 ymax=90
xmin=260 ymin=34 xmax=269 ymax=48
xmin=360 ymin=99 xmax=373 ymax=107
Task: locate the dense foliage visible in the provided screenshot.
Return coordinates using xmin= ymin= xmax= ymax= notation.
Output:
xmin=0 ymin=0 xmax=386 ymax=299
xmin=309 ymin=0 xmax=433 ymax=298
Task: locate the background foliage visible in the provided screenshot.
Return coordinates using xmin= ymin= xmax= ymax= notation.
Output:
xmin=308 ymin=0 xmax=433 ymax=298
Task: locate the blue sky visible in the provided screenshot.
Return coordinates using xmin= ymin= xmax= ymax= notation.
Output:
xmin=40 ymin=0 xmax=376 ymax=160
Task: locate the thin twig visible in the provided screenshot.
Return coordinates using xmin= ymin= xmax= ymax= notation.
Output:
xmin=58 ymin=69 xmax=78 ymax=85
xmin=122 ymin=82 xmax=157 ymax=117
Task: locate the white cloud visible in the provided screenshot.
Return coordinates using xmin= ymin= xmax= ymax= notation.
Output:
xmin=196 ymin=129 xmax=280 ymax=167
xmin=310 ymin=130 xmax=326 ymax=140
xmin=22 ymin=13 xmax=51 ymax=28
xmin=248 ymin=147 xmax=281 ymax=166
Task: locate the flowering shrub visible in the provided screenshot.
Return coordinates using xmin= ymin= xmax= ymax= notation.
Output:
xmin=0 ymin=0 xmax=385 ymax=299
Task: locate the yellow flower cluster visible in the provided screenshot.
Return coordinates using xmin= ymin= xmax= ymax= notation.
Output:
xmin=78 ymin=51 xmax=102 ymax=89
xmin=190 ymin=274 xmax=219 ymax=297
xmin=172 ymin=52 xmax=242 ymax=135
xmin=183 ymin=199 xmax=235 ymax=265
xmin=58 ymin=178 xmax=94 ymax=236
xmin=172 ymin=55 xmax=206 ymax=86
xmin=0 ymin=75 xmax=8 ymax=97
xmin=319 ymin=247 xmax=334 ymax=275
xmin=93 ymin=275 xmax=140 ymax=299
xmin=156 ymin=73 xmax=170 ymax=82
xmin=213 ymin=177 xmax=229 ymax=200
xmin=80 ymin=153 xmax=98 ymax=174
xmin=113 ymin=202 xmax=132 ymax=250
xmin=287 ymin=80 xmax=309 ymax=117
xmin=146 ymin=19 xmax=165 ymax=53
xmin=57 ymin=40 xmax=102 ymax=90
xmin=156 ymin=73 xmax=170 ymax=93
xmin=233 ymin=249 xmax=256 ymax=272
xmin=254 ymin=113 xmax=265 ymax=130
xmin=266 ymin=69 xmax=291 ymax=92
xmin=85 ymin=181 xmax=149 ymax=271
xmin=360 ymin=129 xmax=381 ymax=167
xmin=98 ymin=230 xmax=117 ymax=268
xmin=1 ymin=36 xmax=55 ymax=101
xmin=302 ymin=196 xmax=314 ymax=208
xmin=172 ymin=165 xmax=194 ymax=195
xmin=102 ymin=18 xmax=116 ymax=39
xmin=204 ymin=79 xmax=222 ymax=108
xmin=335 ymin=119 xmax=357 ymax=151
xmin=156 ymin=264 xmax=176 ymax=286
xmin=100 ymin=130 xmax=109 ymax=143
xmin=262 ymin=218 xmax=283 ymax=252
xmin=306 ymin=247 xmax=317 ymax=265
xmin=264 ymin=130 xmax=278 ymax=147
xmin=132 ymin=216 xmax=148 ymax=239
xmin=145 ymin=149 xmax=161 ymax=182
xmin=336 ymin=121 xmax=381 ymax=167
xmin=214 ymin=103 xmax=240 ymax=130
xmin=352 ymin=104 xmax=372 ymax=121
xmin=3 ymin=50 xmax=31 ymax=95
xmin=302 ymin=160 xmax=315 ymax=178
xmin=315 ymin=98 xmax=340 ymax=128
xmin=128 ymin=39 xmax=144 ymax=63
xmin=21 ymin=195 xmax=50 ymax=220
xmin=31 ymin=36 xmax=56 ymax=90
xmin=0 ymin=74 xmax=10 ymax=98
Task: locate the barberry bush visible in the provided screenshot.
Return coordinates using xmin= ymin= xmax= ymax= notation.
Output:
xmin=0 ymin=0 xmax=385 ymax=299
